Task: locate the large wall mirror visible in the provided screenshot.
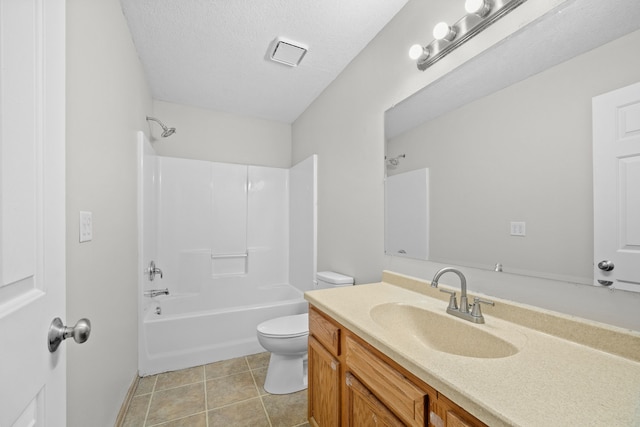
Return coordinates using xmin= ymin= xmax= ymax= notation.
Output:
xmin=384 ymin=0 xmax=640 ymax=286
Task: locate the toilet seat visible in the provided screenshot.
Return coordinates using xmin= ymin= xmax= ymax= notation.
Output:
xmin=257 ymin=313 xmax=308 ymax=338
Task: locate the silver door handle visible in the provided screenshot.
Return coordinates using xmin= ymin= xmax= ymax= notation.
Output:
xmin=48 ymin=317 xmax=91 ymax=353
xmin=597 ymin=260 xmax=615 ymax=271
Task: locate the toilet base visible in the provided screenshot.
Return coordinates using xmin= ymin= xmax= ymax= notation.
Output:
xmin=264 ymin=352 xmax=308 ymax=394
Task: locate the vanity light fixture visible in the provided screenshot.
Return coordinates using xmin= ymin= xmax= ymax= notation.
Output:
xmin=433 ymin=22 xmax=456 ymax=41
xmin=465 ymin=0 xmax=492 ymax=17
xmin=409 ymin=0 xmax=528 ymax=71
xmin=408 ymin=44 xmax=429 ymax=61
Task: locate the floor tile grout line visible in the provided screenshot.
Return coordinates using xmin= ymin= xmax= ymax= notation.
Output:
xmin=207 ymin=395 xmax=264 ymax=412
xmin=145 ymin=410 xmax=209 ymax=427
xmin=142 ymin=375 xmax=157 ymax=427
xmin=151 ymin=379 xmax=205 ymax=394
xmin=258 ymin=392 xmax=274 ymax=427
xmin=202 ymin=365 xmax=209 ymax=427
xmin=248 ymin=358 xmax=273 ymax=427
xmin=205 ymin=367 xmax=252 ymax=381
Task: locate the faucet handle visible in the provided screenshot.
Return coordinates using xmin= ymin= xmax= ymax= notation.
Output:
xmin=439 ymin=289 xmax=458 ymax=310
xmin=471 ymin=297 xmax=494 ymax=318
xmin=148 ymin=260 xmax=163 ymax=281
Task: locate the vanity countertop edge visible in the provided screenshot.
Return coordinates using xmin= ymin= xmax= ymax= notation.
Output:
xmin=304 ymin=271 xmax=640 ymax=427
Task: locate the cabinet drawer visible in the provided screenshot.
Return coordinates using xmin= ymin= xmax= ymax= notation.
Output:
xmin=346 ymin=336 xmax=426 ymax=427
xmin=309 ymin=306 xmax=341 ymax=356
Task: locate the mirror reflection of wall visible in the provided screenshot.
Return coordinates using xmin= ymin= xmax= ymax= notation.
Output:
xmin=385 ymin=168 xmax=429 ymax=260
xmin=385 ymin=29 xmax=640 ymax=284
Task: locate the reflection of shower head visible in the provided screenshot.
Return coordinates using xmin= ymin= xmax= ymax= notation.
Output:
xmin=146 ymin=116 xmax=176 ymax=138
xmin=385 ymin=154 xmax=405 ymax=167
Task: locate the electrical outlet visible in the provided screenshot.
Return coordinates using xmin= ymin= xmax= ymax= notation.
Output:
xmin=510 ymin=221 xmax=526 ymax=236
xmin=79 ymin=211 xmax=92 ymax=242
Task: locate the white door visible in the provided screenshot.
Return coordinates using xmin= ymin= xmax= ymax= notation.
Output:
xmin=0 ymin=0 xmax=68 ymax=425
xmin=593 ymin=82 xmax=640 ymax=292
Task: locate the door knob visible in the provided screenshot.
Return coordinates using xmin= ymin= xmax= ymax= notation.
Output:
xmin=48 ymin=317 xmax=91 ymax=353
xmin=597 ymin=260 xmax=615 ymax=271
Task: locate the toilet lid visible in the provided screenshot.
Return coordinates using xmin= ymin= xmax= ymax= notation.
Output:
xmin=257 ymin=313 xmax=309 ymax=338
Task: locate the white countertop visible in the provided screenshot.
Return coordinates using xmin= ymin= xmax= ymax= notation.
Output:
xmin=304 ymin=275 xmax=640 ymax=426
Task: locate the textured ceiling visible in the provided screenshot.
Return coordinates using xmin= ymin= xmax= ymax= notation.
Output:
xmin=120 ymin=0 xmax=408 ymax=123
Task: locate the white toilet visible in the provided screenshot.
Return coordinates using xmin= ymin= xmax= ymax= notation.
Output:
xmin=256 ymin=271 xmax=354 ymax=394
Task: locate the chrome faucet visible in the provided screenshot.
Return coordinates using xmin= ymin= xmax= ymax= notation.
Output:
xmin=144 ymin=288 xmax=169 ymax=297
xmin=430 ymin=267 xmax=494 ymax=324
xmin=147 ymin=260 xmax=163 ymax=282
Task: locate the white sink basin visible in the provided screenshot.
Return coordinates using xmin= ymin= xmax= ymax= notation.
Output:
xmin=370 ymin=303 xmax=521 ymax=359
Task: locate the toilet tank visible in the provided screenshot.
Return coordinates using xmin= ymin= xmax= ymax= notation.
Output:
xmin=316 ymin=271 xmax=354 ymax=289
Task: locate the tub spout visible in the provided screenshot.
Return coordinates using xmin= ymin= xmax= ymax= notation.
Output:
xmin=145 ymin=288 xmax=169 ymax=297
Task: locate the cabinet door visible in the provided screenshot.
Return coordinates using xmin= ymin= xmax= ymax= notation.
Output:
xmin=309 ymin=336 xmax=341 ymax=427
xmin=446 ymin=411 xmax=474 ymax=427
xmin=345 ymin=373 xmax=405 ymax=427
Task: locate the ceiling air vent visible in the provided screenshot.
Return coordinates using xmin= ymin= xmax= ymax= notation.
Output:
xmin=269 ymin=38 xmax=308 ymax=67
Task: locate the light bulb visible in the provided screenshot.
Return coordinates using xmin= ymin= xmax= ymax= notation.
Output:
xmin=465 ymin=0 xmax=491 ymax=17
xmin=408 ymin=44 xmax=427 ymax=60
xmin=433 ymin=22 xmax=455 ymax=41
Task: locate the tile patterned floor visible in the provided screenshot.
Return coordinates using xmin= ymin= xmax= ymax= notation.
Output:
xmin=122 ymin=352 xmax=310 ymax=427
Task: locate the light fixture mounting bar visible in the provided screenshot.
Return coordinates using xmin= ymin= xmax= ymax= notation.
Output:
xmin=417 ymin=0 xmax=527 ymax=71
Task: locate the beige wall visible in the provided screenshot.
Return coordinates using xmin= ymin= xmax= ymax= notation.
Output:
xmin=66 ymin=0 xmax=152 ymax=425
xmin=150 ymin=100 xmax=292 ymax=168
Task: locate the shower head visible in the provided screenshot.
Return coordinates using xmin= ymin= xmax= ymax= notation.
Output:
xmin=146 ymin=116 xmax=176 ymax=138
xmin=161 ymin=127 xmax=176 ymax=138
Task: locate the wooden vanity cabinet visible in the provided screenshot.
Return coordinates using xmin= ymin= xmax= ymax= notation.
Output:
xmin=308 ymin=305 xmax=487 ymax=427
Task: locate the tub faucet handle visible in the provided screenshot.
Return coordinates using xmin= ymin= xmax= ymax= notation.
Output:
xmin=148 ymin=260 xmax=163 ymax=281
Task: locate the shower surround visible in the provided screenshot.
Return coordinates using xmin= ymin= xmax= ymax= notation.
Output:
xmin=137 ymin=132 xmax=316 ymax=375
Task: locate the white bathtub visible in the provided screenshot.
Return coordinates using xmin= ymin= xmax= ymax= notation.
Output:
xmin=139 ymin=283 xmax=308 ymax=376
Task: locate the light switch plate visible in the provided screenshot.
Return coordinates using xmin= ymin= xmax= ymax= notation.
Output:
xmin=79 ymin=211 xmax=92 ymax=242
